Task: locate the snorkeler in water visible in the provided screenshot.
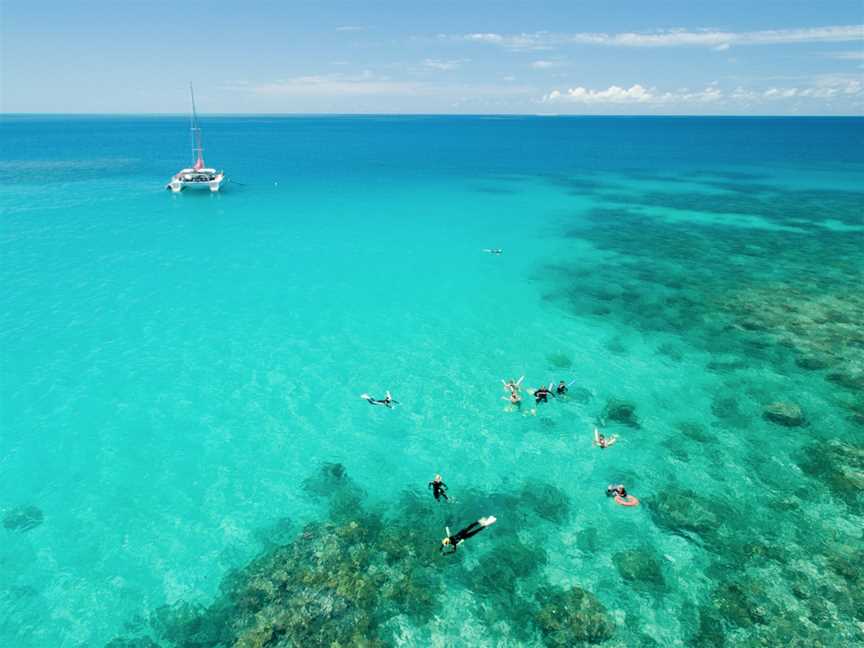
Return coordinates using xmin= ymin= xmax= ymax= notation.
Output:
xmin=556 ymin=380 xmax=568 ymax=396
xmin=360 ymin=391 xmax=398 ymax=408
xmin=607 ymin=483 xmax=639 ymax=506
xmin=503 ymin=390 xmax=522 ymax=410
xmin=428 ymin=474 xmax=449 ymax=502
xmin=607 ymin=484 xmax=627 ymax=498
xmin=502 ymin=376 xmax=525 ymax=393
xmin=534 ymin=384 xmax=551 ymax=404
xmin=440 ymin=516 xmax=497 ymax=554
xmin=593 ymin=427 xmax=618 ymax=449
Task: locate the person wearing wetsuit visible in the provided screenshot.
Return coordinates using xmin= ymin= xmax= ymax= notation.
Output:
xmin=362 ymin=391 xmax=397 ymax=408
xmin=440 ymin=516 xmax=496 ymax=554
xmin=556 ymin=381 xmax=568 ymax=396
xmin=428 ymin=474 xmax=449 ymax=502
xmin=606 ymin=484 xmax=627 ymax=498
xmin=534 ymin=385 xmax=551 ymax=404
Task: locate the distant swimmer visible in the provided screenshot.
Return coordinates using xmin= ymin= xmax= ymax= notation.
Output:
xmin=440 ymin=516 xmax=497 ymax=554
xmin=502 ymin=376 xmax=525 ymax=394
xmin=556 ymin=380 xmax=568 ymax=396
xmin=594 ymin=427 xmax=618 ymax=449
xmin=483 ymin=248 xmax=503 ymax=255
xmin=428 ymin=474 xmax=449 ymax=502
xmin=503 ymin=390 xmax=522 ymax=410
xmin=360 ymin=391 xmax=398 ymax=408
xmin=533 ymin=384 xmax=552 ymax=405
xmin=607 ymin=484 xmax=639 ymax=506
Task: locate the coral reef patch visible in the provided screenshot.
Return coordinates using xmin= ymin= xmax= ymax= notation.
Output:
xmin=2 ymin=505 xmax=44 ymax=532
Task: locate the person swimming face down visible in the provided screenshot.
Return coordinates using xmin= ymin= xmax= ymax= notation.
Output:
xmin=440 ymin=516 xmax=497 ymax=554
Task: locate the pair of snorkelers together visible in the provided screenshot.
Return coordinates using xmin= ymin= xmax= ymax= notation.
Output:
xmin=427 ymin=473 xmax=497 ymax=553
xmin=502 ymin=376 xmax=525 ymax=408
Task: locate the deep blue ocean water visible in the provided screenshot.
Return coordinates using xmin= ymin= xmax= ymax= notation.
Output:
xmin=1 ymin=115 xmax=863 ymax=647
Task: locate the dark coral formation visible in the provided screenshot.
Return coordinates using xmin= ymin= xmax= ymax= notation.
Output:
xmin=692 ymin=559 xmax=864 ymax=648
xmin=798 ymin=440 xmax=864 ymax=511
xmin=612 ymin=548 xmax=666 ymax=590
xmin=601 ymin=399 xmax=640 ymax=428
xmin=547 ymin=352 xmax=573 ymax=369
xmin=533 ymin=586 xmax=615 ymax=646
xmin=762 ymin=401 xmax=806 ymax=427
xmin=645 ymin=488 xmax=729 ymax=545
xmin=2 ymin=505 xmax=44 ymax=532
xmin=109 ymin=466 xmax=616 ymax=647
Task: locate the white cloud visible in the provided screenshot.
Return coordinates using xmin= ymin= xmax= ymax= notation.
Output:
xmin=466 ymin=33 xmax=504 ymax=44
xmin=224 ymin=72 xmax=535 ymax=99
xmin=544 ymin=84 xmax=724 ymax=105
xmin=460 ymin=25 xmax=864 ymax=50
xmin=422 ymin=59 xmax=464 ymax=71
xmin=826 ymin=50 xmax=864 ymax=60
xmin=543 ymin=77 xmax=863 ymax=107
xmin=531 ymin=60 xmax=562 ymax=69
xmin=544 ymin=84 xmax=654 ymax=104
xmin=226 ymin=71 xmax=421 ymax=97
xmin=464 ymin=32 xmax=553 ymax=51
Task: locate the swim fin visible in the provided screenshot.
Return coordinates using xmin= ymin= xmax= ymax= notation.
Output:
xmin=479 ymin=516 xmax=497 ymax=527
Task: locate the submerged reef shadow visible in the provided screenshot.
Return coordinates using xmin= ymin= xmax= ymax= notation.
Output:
xmin=110 ymin=464 xmax=616 ymax=647
xmin=2 ymin=505 xmax=44 ymax=532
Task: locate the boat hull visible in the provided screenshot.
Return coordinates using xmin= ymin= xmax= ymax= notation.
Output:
xmin=166 ymin=170 xmax=225 ymax=193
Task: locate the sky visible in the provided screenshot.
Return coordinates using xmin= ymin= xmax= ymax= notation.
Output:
xmin=1 ymin=1 xmax=863 ymax=115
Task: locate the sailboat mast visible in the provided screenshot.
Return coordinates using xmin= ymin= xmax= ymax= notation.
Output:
xmin=189 ymin=83 xmax=205 ymax=169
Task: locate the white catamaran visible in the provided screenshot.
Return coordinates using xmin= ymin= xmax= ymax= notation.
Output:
xmin=166 ymin=84 xmax=225 ymax=193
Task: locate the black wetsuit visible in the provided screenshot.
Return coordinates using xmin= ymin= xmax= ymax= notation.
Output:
xmin=440 ymin=521 xmax=486 ymax=554
xmin=366 ymin=396 xmax=394 ymax=408
xmin=556 ymin=383 xmax=568 ymax=396
xmin=535 ymin=388 xmax=550 ymax=404
xmin=428 ymin=480 xmax=449 ymax=502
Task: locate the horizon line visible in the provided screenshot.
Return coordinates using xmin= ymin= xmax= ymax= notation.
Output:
xmin=3 ymin=112 xmax=863 ymax=118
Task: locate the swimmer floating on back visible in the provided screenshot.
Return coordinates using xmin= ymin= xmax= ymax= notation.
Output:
xmin=360 ymin=391 xmax=398 ymax=408
xmin=593 ymin=427 xmax=618 ymax=449
xmin=428 ymin=474 xmax=449 ymax=502
xmin=440 ymin=516 xmax=497 ymax=554
xmin=502 ymin=376 xmax=524 ymax=393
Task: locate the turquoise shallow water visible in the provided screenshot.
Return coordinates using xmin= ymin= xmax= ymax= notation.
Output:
xmin=1 ymin=116 xmax=863 ymax=647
